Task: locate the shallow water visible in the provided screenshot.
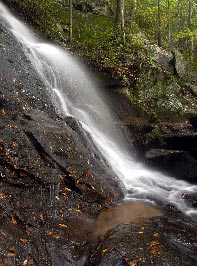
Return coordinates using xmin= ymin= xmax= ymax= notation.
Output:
xmin=93 ymin=202 xmax=162 ymax=237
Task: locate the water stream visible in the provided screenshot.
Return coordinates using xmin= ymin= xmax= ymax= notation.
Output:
xmin=0 ymin=2 xmax=196 ymax=216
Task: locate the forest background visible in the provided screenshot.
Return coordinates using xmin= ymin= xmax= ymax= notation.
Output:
xmin=12 ymin=0 xmax=197 ymax=121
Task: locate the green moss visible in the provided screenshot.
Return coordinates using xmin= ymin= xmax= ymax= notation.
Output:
xmin=145 ymin=127 xmax=165 ymax=146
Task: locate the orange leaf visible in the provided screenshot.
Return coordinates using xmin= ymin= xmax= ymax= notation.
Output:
xmin=46 ymin=231 xmax=53 ymax=236
xmin=12 ymin=142 xmax=18 ymax=147
xmin=11 ymin=216 xmax=17 ymax=224
xmin=7 ymin=252 xmax=15 ymax=257
xmin=129 ymin=260 xmax=138 ymax=266
xmin=53 ymin=234 xmax=62 ymax=239
xmin=59 ymin=224 xmax=68 ymax=228
xmin=20 ymin=238 xmax=29 ymax=243
xmin=39 ymin=214 xmax=44 ymax=222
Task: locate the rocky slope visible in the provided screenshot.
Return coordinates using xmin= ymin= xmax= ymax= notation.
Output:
xmin=0 ymin=18 xmax=123 ymax=265
xmin=0 ymin=3 xmax=197 ymax=266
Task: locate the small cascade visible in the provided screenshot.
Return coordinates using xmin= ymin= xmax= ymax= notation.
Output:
xmin=0 ymin=2 xmax=196 ymax=216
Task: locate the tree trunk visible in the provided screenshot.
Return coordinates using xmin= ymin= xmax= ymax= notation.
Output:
xmin=115 ymin=0 xmax=126 ymax=44
xmin=158 ymin=0 xmax=162 ymax=46
xmin=167 ymin=0 xmax=171 ymax=45
xmin=189 ymin=0 xmax=193 ymax=61
xmin=69 ymin=0 xmax=73 ymax=42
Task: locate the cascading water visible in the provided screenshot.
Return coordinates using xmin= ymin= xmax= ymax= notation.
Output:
xmin=0 ymin=2 xmax=196 ymax=216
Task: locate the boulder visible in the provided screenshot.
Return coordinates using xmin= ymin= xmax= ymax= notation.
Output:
xmin=88 ymin=212 xmax=196 ymax=265
xmin=146 ymin=44 xmax=174 ymax=73
xmin=146 ymin=45 xmax=187 ymax=79
xmin=73 ymin=1 xmax=93 ymax=13
xmin=173 ymin=49 xmax=186 ymax=78
xmin=145 ymin=149 xmax=197 ymax=181
xmin=73 ymin=0 xmax=113 ymax=16
xmin=144 ymin=123 xmax=197 ymax=158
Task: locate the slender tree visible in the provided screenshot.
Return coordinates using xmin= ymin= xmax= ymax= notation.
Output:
xmin=69 ymin=0 xmax=73 ymax=41
xmin=115 ymin=0 xmax=126 ymax=44
xmin=158 ymin=0 xmax=162 ymax=46
xmin=189 ymin=0 xmax=194 ymax=60
xmin=167 ymin=0 xmax=171 ymax=45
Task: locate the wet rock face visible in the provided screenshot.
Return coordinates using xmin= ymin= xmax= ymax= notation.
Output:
xmin=145 ymin=149 xmax=197 ymax=181
xmin=135 ymin=122 xmax=197 ymax=182
xmin=88 ymin=212 xmax=196 ymax=266
xmin=0 ymin=21 xmax=123 ymax=265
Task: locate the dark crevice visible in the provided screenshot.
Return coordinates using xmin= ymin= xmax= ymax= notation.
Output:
xmin=0 ymin=159 xmax=44 ymax=186
xmin=24 ymin=131 xmax=82 ymax=195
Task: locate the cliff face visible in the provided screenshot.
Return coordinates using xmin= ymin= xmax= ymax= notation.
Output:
xmin=0 ymin=16 xmax=123 ymax=265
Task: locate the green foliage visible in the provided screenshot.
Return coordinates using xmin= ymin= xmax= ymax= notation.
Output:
xmin=16 ymin=0 xmax=197 ymax=122
xmin=135 ymin=69 xmax=197 ymax=121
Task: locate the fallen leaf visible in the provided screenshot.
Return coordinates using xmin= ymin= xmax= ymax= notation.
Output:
xmin=53 ymin=234 xmax=62 ymax=239
xmin=12 ymin=142 xmax=18 ymax=147
xmin=59 ymin=224 xmax=68 ymax=228
xmin=0 ymin=109 xmax=5 ymax=115
xmin=75 ymin=209 xmax=82 ymax=213
xmin=7 ymin=252 xmax=15 ymax=257
xmin=129 ymin=259 xmax=138 ymax=266
xmin=153 ymin=232 xmax=159 ymax=237
xmin=102 ymin=249 xmax=108 ymax=254
xmin=39 ymin=214 xmax=44 ymax=222
xmin=23 ymin=259 xmax=28 ymax=265
xmin=11 ymin=216 xmax=17 ymax=224
xmin=20 ymin=238 xmax=29 ymax=243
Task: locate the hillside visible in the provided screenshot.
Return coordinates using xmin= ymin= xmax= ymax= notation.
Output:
xmin=4 ymin=0 xmax=197 ymax=122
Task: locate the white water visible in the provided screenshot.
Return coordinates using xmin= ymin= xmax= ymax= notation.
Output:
xmin=1 ymin=2 xmax=196 ymax=216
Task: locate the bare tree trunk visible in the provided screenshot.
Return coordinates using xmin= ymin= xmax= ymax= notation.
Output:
xmin=167 ymin=0 xmax=171 ymax=45
xmin=189 ymin=0 xmax=193 ymax=61
xmin=129 ymin=0 xmax=136 ymax=27
xmin=69 ymin=0 xmax=73 ymax=42
xmin=158 ymin=0 xmax=162 ymax=46
xmin=115 ymin=0 xmax=126 ymax=44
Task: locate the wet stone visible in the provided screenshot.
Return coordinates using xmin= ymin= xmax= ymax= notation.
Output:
xmin=0 ymin=16 xmax=123 ymax=265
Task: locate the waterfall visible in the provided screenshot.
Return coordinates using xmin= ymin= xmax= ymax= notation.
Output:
xmin=0 ymin=2 xmax=196 ymax=216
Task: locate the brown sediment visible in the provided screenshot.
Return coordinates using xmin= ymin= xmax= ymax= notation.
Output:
xmin=92 ymin=201 xmax=162 ymax=237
